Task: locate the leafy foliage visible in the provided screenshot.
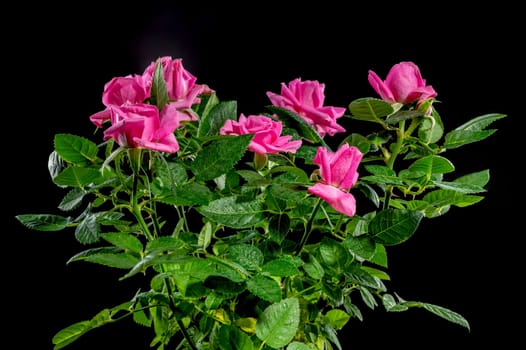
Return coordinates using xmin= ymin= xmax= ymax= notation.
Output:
xmin=15 ymin=60 xmax=506 ymax=349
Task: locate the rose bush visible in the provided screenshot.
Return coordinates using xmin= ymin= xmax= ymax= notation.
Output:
xmin=16 ymin=56 xmax=505 ymax=350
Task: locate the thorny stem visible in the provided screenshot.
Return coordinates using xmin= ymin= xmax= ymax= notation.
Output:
xmin=296 ymin=198 xmax=323 ymax=255
xmin=130 ymin=150 xmax=155 ymax=242
xmin=128 ymin=149 xmax=198 ymax=350
xmin=383 ymin=121 xmax=406 ymax=209
xmin=164 ymin=280 xmax=199 ymax=350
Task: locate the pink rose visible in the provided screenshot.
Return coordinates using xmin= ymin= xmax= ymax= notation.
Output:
xmin=90 ymin=75 xmax=148 ymax=128
xmin=219 ymin=114 xmax=302 ymax=154
xmin=142 ymin=56 xmax=213 ymax=110
xmin=90 ymin=56 xmax=212 ymax=129
xmin=102 ymin=75 xmax=148 ymax=107
xmin=266 ymin=78 xmax=346 ymax=138
xmin=308 ymin=144 xmax=363 ymax=217
xmin=368 ymin=61 xmax=437 ymax=105
xmin=103 ymin=104 xmax=179 ymax=153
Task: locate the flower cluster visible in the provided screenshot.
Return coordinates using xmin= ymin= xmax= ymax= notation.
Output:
xmin=16 ymin=56 xmax=505 ymax=350
xmin=89 ymin=56 xmax=213 ymax=153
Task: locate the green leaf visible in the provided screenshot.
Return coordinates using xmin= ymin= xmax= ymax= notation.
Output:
xmin=322 ymin=281 xmax=343 ymax=307
xmin=159 ymin=182 xmax=215 ymax=206
xmin=178 ymin=258 xmax=217 ymax=281
xmin=227 ymin=244 xmax=264 ymax=271
xmin=364 ymin=164 xmax=396 ymax=177
xmin=408 ymin=155 xmax=455 ymax=175
xmin=205 ymin=292 xmax=225 ymax=310
xmin=214 ymin=170 xmax=241 ymax=193
xmin=206 ymin=256 xmax=252 ymax=282
xmin=15 ymin=214 xmax=72 ymax=231
xmin=382 ymin=294 xmax=408 ymax=312
xmin=343 ymin=235 xmax=377 ymax=261
xmin=294 ymin=144 xmax=319 ymax=163
xmin=52 ymin=321 xmax=91 ymax=349
xmin=268 ymin=214 xmax=290 ymax=244
xmin=192 ymin=134 xmax=253 ymax=181
xmin=344 ymin=265 xmax=385 ymax=290
xmin=197 ymin=196 xmax=265 ymax=228
xmin=52 ymin=309 xmax=115 ymax=349
xmin=268 ymin=184 xmax=307 ymax=204
xmin=237 ymin=170 xmax=270 ymax=186
xmin=213 ymin=324 xmax=254 ymax=350
xmin=53 ymin=167 xmax=103 ymax=188
xmin=423 ymin=189 xmax=484 ymax=209
xmin=303 ymin=254 xmax=324 ymax=279
xmin=421 ymin=302 xmax=470 ymax=330
xmin=83 ymin=253 xmax=140 ymax=269
xmin=443 ymin=129 xmax=497 ymax=149
xmin=369 ymin=243 xmax=388 ymax=267
xmin=361 ymin=265 xmax=390 ymax=281
xmin=345 ymin=300 xmax=364 ymax=321
xmin=54 ymin=133 xmax=99 ymax=164
xmin=75 ymin=213 xmax=99 ymax=244
xmin=371 ymin=209 xmax=424 ymax=246
xmin=321 ymin=323 xmax=342 ymax=350
xmin=153 ymin=159 xmax=188 ymax=187
xmin=198 ymin=100 xmax=237 ymax=137
xmin=66 ymin=247 xmax=121 ymax=264
xmin=58 ymin=188 xmax=86 ymax=211
xmin=418 ymin=108 xmax=444 ymax=144
xmin=100 ymin=232 xmax=143 ymax=253
xmin=455 ymin=169 xmax=490 ymax=187
xmin=121 ymin=251 xmax=193 ymax=280
xmin=319 ymin=238 xmax=351 ymax=269
xmin=360 ymin=174 xmax=407 ymax=186
xmin=146 ymin=236 xmax=186 ymax=253
xmin=194 ymin=92 xmax=220 ymax=121
xmin=97 ymin=212 xmax=129 ymax=227
xmin=324 ymin=309 xmax=351 ymax=330
xmin=432 ymin=180 xmax=486 ymax=193
xmin=269 ymin=166 xmax=310 ymax=184
xmin=150 ymin=58 xmax=169 ymax=110
xmin=256 ymin=298 xmax=300 ymax=349
xmin=48 ymin=151 xmax=67 ymax=184
xmin=386 ymin=110 xmax=424 ymax=125
xmin=359 ymin=286 xmax=377 ymax=309
xmin=198 ymin=221 xmax=213 ymax=250
xmin=348 ymin=97 xmax=393 ymax=122
xmin=266 ymin=105 xmax=328 ymax=148
xmin=454 ymin=113 xmax=506 ymax=131
xmin=247 ymin=274 xmax=282 ymax=303
xmin=443 ymin=113 xmax=506 ymax=149
xmin=358 ymin=183 xmax=381 ymax=208
xmin=262 ymin=258 xmax=300 ymax=277
xmin=287 ymin=342 xmax=313 ymax=350
xmin=169 ymin=270 xmax=203 ymax=297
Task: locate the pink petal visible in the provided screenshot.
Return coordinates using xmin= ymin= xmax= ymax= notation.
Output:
xmin=308 ymin=183 xmax=357 ymax=217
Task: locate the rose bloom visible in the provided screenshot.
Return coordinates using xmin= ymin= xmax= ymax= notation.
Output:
xmin=220 ymin=114 xmax=302 ymax=154
xmin=142 ymin=56 xmax=213 ymax=111
xmin=266 ymin=78 xmax=346 ymax=138
xmin=308 ymin=143 xmax=363 ymax=217
xmin=368 ymin=61 xmax=437 ymax=105
xmin=90 ymin=56 xmax=212 ymax=129
xmin=103 ymin=104 xmax=179 ymax=153
xmin=90 ymin=75 xmax=148 ymax=128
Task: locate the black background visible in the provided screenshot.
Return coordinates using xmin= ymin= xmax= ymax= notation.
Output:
xmin=7 ymin=2 xmax=522 ymax=349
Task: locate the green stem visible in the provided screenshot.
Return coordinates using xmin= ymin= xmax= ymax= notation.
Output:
xmin=130 ymin=157 xmax=154 ymax=241
xmin=295 ymin=198 xmax=323 ymax=255
xmin=383 ymin=121 xmax=406 ymax=209
xmin=163 ymin=280 xmax=199 ymax=350
xmin=128 ymin=149 xmax=197 ymax=350
xmin=386 ymin=120 xmax=405 ymax=170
